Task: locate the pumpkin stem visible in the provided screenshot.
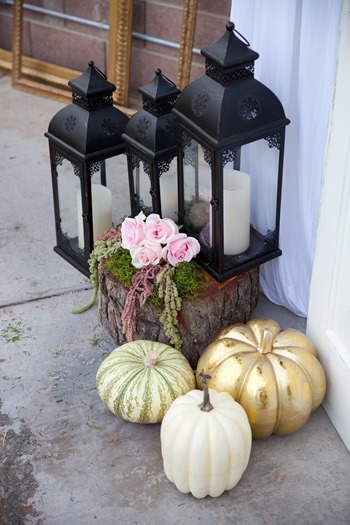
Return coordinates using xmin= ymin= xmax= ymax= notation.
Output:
xmin=259 ymin=328 xmax=273 ymax=354
xmin=143 ymin=350 xmax=159 ymax=368
xmin=198 ymin=371 xmax=214 ymax=412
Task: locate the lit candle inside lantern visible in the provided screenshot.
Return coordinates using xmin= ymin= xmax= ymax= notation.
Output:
xmin=159 ymin=171 xmax=178 ymax=222
xmin=77 ymin=184 xmax=112 ymax=249
xmin=223 ymin=169 xmax=250 ymax=255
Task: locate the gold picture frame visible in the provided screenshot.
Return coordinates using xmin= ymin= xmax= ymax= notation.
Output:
xmin=8 ymin=0 xmax=198 ymax=113
xmin=0 ymin=49 xmax=12 ymax=73
xmin=107 ymin=0 xmax=134 ymax=109
xmin=177 ymin=0 xmax=198 ymax=90
xmin=11 ymin=0 xmax=85 ymax=104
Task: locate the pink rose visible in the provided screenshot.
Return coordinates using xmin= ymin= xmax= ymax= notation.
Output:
xmin=166 ymin=233 xmax=200 ymax=266
xmin=121 ymin=211 xmax=146 ymax=249
xmin=145 ymin=214 xmax=179 ymax=244
xmin=129 ymin=241 xmax=166 ymax=269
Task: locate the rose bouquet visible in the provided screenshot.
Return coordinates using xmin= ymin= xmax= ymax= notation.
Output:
xmin=121 ymin=212 xmax=200 ymax=268
xmin=72 ymin=212 xmax=202 ymax=351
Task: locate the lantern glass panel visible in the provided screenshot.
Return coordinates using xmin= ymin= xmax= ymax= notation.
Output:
xmin=131 ymin=159 xmax=153 ymax=216
xmin=237 ymin=138 xmax=280 ymax=238
xmin=85 ymin=163 xmax=111 ymax=249
xmin=159 ymin=157 xmax=178 ymax=222
xmin=96 ymin=155 xmax=131 ymax=227
xmin=56 ymin=156 xmax=81 ymax=253
xmin=183 ymin=138 xmax=212 ymax=249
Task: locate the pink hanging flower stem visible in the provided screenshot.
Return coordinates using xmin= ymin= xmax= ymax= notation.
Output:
xmin=121 ymin=263 xmax=164 ymax=341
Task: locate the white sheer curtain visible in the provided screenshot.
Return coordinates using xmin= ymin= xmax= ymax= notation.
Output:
xmin=230 ymin=0 xmax=342 ymax=316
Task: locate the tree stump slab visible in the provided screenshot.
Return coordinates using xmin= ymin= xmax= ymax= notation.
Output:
xmin=99 ymin=266 xmax=259 ymax=369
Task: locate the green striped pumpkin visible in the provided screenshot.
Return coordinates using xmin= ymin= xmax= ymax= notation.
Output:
xmin=96 ymin=340 xmax=195 ymax=424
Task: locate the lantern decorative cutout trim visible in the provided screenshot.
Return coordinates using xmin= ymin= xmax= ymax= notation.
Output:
xmin=173 ymin=22 xmax=290 ymax=282
xmin=122 ymin=69 xmax=181 ymax=222
xmin=45 ymin=60 xmax=129 ymax=276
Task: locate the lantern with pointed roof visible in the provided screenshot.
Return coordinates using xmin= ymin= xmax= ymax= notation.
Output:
xmin=45 ymin=61 xmax=129 ymax=276
xmin=122 ymin=69 xmax=181 ymax=222
xmin=173 ymin=22 xmax=290 ymax=282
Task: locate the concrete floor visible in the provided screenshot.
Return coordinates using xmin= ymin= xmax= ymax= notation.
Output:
xmin=0 ymin=72 xmax=350 ymax=525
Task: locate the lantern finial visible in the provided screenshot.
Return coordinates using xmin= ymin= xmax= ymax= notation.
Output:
xmin=138 ymin=69 xmax=180 ymax=111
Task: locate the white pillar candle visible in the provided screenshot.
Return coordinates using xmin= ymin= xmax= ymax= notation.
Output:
xmin=223 ymin=169 xmax=250 ymax=255
xmin=159 ymin=171 xmax=178 ymax=222
xmin=77 ymin=184 xmax=112 ymax=249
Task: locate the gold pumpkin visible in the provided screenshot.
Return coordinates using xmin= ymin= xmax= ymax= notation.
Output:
xmin=196 ymin=318 xmax=326 ymax=439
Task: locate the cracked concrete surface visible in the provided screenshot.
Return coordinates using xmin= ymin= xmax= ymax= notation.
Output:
xmin=1 ymin=73 xmax=350 ymax=525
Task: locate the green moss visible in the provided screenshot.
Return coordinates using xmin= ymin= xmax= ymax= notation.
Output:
xmin=148 ymin=262 xmax=203 ymax=310
xmin=103 ymin=247 xmax=138 ymax=287
xmin=104 ymin=250 xmax=203 ymax=301
xmin=71 ymin=236 xmax=121 ymax=314
xmin=173 ymin=261 xmax=204 ymax=300
xmin=149 ymin=285 xmax=163 ymax=309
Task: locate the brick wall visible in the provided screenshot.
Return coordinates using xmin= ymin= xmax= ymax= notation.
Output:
xmin=0 ymin=0 xmax=231 ymax=108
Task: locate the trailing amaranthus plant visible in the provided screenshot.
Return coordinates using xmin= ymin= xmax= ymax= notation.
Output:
xmin=71 ymin=226 xmax=121 ymax=314
xmin=157 ymin=264 xmax=182 ymax=350
xmin=121 ymin=263 xmax=164 ymax=342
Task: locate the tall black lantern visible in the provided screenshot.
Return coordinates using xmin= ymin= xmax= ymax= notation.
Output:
xmin=173 ymin=22 xmax=290 ymax=282
xmin=122 ymin=69 xmax=181 ymax=222
xmin=45 ymin=61 xmax=129 ymax=276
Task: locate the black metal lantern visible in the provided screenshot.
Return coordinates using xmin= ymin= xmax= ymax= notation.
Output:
xmin=122 ymin=69 xmax=181 ymax=222
xmin=45 ymin=61 xmax=129 ymax=276
xmin=173 ymin=22 xmax=290 ymax=282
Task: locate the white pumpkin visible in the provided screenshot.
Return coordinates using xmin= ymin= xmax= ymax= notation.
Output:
xmin=160 ymin=373 xmax=252 ymax=498
xmin=96 ymin=340 xmax=195 ymax=424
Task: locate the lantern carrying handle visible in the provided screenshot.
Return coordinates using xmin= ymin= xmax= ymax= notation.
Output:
xmin=88 ymin=60 xmax=107 ymax=80
xmin=226 ymin=21 xmax=251 ymax=47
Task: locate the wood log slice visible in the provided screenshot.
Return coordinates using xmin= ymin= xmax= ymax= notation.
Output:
xmin=99 ymin=266 xmax=259 ymax=369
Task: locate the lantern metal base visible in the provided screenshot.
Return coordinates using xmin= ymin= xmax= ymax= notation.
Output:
xmin=53 ymin=246 xmax=90 ymax=278
xmin=185 ymin=223 xmax=282 ymax=283
xmin=196 ymin=248 xmax=282 ymax=283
